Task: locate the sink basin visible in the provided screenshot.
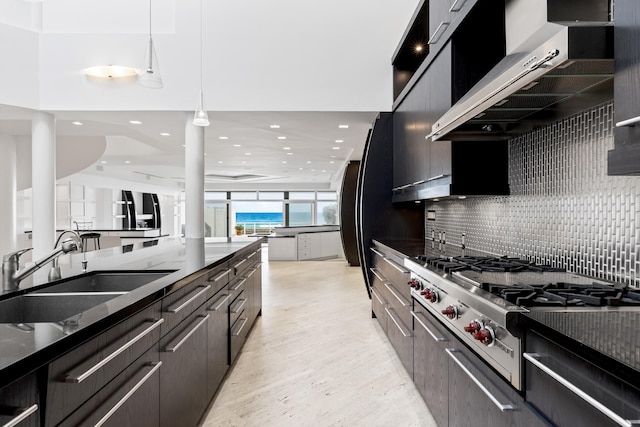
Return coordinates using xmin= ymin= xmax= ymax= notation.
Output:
xmin=34 ymin=271 xmax=174 ymax=294
xmin=0 ymin=293 xmax=118 ymax=323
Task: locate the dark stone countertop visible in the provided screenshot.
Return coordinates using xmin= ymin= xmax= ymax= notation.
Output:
xmin=373 ymin=239 xmax=640 ymax=388
xmin=0 ymin=237 xmax=263 ymax=387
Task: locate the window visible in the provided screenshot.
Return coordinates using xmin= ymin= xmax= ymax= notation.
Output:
xmin=317 ymin=201 xmax=338 ymax=225
xmin=287 ymin=202 xmax=313 ymax=226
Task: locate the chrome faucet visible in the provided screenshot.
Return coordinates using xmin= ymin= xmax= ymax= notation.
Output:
xmin=2 ymin=230 xmax=83 ymax=291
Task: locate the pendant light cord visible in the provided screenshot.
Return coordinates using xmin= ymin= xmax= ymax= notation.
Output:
xmin=199 ymin=0 xmax=204 ymax=91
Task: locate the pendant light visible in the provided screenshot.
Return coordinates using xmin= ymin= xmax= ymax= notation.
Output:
xmin=193 ymin=0 xmax=210 ymax=126
xmin=139 ymin=0 xmax=163 ymax=88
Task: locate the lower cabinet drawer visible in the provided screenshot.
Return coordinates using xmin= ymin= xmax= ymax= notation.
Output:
xmin=58 ymin=346 xmax=161 ymax=427
xmin=0 ymin=373 xmax=39 ymax=427
xmin=229 ymin=290 xmax=247 ymax=327
xmin=386 ymin=307 xmax=413 ymax=378
xmin=370 ymin=286 xmax=388 ymax=334
xmin=229 ymin=310 xmax=250 ymax=364
xmin=46 ymin=302 xmax=162 ymax=427
xmin=160 ymin=307 xmax=209 ymax=427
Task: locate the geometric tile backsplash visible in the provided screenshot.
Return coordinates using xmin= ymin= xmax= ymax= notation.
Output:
xmin=425 ymin=102 xmax=640 ymax=287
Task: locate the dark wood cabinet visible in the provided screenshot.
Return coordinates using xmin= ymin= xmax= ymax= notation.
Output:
xmin=608 ymin=0 xmax=640 ymax=175
xmin=160 ymin=306 xmax=209 ymax=427
xmin=412 ymin=305 xmax=450 ymax=427
xmin=58 ymin=347 xmax=161 ymax=427
xmin=0 ymin=373 xmax=39 ymax=427
xmin=525 ymin=330 xmax=640 ymax=427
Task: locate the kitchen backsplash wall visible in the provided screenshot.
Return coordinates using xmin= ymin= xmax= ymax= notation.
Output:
xmin=426 ymin=102 xmax=640 ymax=287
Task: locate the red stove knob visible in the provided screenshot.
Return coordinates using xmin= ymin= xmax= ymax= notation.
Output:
xmin=464 ymin=320 xmax=483 ymax=333
xmin=421 ymin=288 xmax=439 ymax=303
xmin=408 ymin=279 xmax=421 ymax=290
xmin=473 ymin=326 xmax=495 ymax=346
xmin=441 ymin=305 xmax=458 ymax=319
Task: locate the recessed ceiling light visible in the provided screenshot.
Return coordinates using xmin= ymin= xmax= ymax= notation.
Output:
xmin=125 ymin=160 xmax=131 ymax=164
xmin=338 ymin=124 xmax=349 ymax=129
xmin=330 ymin=161 xmax=335 ymax=164
xmin=219 ymin=136 xmax=229 ymax=140
xmin=330 ymin=155 xmax=336 ymax=158
xmin=129 ymin=120 xmax=142 ymax=125
xmin=245 ymin=152 xmax=251 ymax=155
xmin=299 ymin=167 xmax=303 ymax=170
xmin=72 ymin=121 xmax=83 ymax=126
xmin=218 ymin=161 xmax=223 ymax=164
xmin=283 ymin=147 xmax=291 ymax=150
xmin=101 ymin=160 xmax=107 ymax=164
xmin=233 ymin=144 xmax=241 ymax=147
xmin=332 ymin=146 xmax=340 ymax=150
xmin=242 ymin=161 xmax=247 ymax=164
xmin=181 ymin=144 xmax=186 ymax=147
xmin=306 ymin=161 xmax=312 ymax=164
xmin=204 ymin=153 xmax=207 ymax=156
xmin=282 ymin=161 xmax=287 ymax=164
xmin=270 ymin=124 xmax=280 ymax=129
xmin=414 ymin=44 xmax=424 ymax=53
xmin=160 ymin=132 xmax=170 ymax=136
xmin=277 ymin=136 xmax=287 ymax=140
xmin=335 ymin=139 xmax=343 ymax=143
xmin=286 ymin=152 xmax=293 ymax=156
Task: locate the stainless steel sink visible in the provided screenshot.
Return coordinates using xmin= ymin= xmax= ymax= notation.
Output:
xmin=0 ymin=293 xmax=118 ymax=323
xmin=33 ymin=271 xmax=174 ymax=294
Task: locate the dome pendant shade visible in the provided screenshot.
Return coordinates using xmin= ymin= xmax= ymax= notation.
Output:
xmin=138 ymin=37 xmax=163 ymax=88
xmin=193 ymin=91 xmax=210 ymax=127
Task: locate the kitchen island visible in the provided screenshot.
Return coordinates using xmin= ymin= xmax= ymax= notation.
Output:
xmin=0 ymin=237 xmax=264 ymax=427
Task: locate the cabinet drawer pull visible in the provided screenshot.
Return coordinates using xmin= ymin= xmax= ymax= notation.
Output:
xmin=616 ymin=116 xmax=640 ymax=128
xmin=246 ymin=268 xmax=256 ymax=278
xmin=523 ymin=353 xmax=639 ymax=427
xmin=209 ymin=269 xmax=231 ymax=283
xmin=231 ymin=317 xmax=248 ymax=336
xmin=248 ymin=250 xmax=258 ymax=259
xmin=230 ymin=278 xmax=247 ymax=292
xmin=383 ymin=257 xmax=409 ymax=274
xmin=166 ymin=284 xmax=211 ymax=313
xmin=411 ymin=311 xmax=447 ymax=342
xmin=427 ymin=21 xmax=450 ymax=44
xmin=94 ymin=361 xmax=162 ymax=427
xmin=65 ymin=318 xmax=164 ymax=384
xmin=449 ymin=0 xmax=466 ymax=12
xmin=446 ymin=348 xmax=516 ymax=412
xmin=369 ymin=268 xmax=387 ymax=284
xmin=370 ymin=248 xmax=385 ymax=258
xmin=384 ymin=282 xmax=410 ymax=307
xmin=385 ymin=308 xmax=412 ymax=337
xmin=2 ymin=404 xmax=38 ymax=427
xmin=371 ymin=288 xmax=386 ymax=305
xmin=163 ymin=314 xmax=210 ymax=352
xmin=230 ymin=298 xmax=247 ymax=314
xmin=208 ymin=292 xmax=231 ymax=311
xmin=233 ymin=258 xmax=247 ymax=271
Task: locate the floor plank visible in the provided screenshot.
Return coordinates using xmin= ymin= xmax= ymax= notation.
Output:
xmin=200 ymin=254 xmax=437 ymax=427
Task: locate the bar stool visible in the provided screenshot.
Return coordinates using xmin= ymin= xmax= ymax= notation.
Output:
xmin=74 ymin=221 xmax=101 ymax=252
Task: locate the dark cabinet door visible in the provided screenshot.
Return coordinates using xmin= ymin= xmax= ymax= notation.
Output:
xmin=385 ymin=307 xmax=413 ymax=378
xmin=160 ymin=307 xmax=209 ymax=427
xmin=411 ymin=306 xmax=450 ymax=427
xmin=206 ymin=289 xmax=231 ymax=398
xmin=427 ymin=42 xmax=453 ymax=179
xmin=609 ymin=0 xmax=640 ymax=174
xmin=428 ymin=0 xmax=452 ymax=50
xmin=0 ymin=374 xmax=39 ymax=427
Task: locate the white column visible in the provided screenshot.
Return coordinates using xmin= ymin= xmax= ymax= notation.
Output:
xmin=184 ymin=113 xmax=205 ymax=240
xmin=0 ymin=136 xmax=17 ymax=256
xmin=32 ymin=111 xmax=56 ymax=260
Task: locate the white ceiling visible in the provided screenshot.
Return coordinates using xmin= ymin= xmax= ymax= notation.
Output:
xmin=0 ymin=0 xmax=420 ymax=192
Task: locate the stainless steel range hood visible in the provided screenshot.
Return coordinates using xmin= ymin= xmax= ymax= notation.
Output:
xmin=430 ymin=0 xmax=613 ymax=141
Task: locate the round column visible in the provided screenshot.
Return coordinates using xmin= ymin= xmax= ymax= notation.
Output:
xmin=32 ymin=111 xmax=56 ymax=260
xmin=184 ymin=113 xmax=205 ymax=241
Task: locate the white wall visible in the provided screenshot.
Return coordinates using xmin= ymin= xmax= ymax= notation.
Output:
xmin=0 ymin=23 xmax=39 ymax=108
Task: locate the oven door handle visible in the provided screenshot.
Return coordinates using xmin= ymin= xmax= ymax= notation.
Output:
xmin=524 ymin=353 xmax=640 ymax=427
xmin=446 ymin=348 xmax=516 ymax=412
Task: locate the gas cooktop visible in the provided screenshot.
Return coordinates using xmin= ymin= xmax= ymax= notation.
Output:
xmin=416 ymin=254 xmax=639 ymax=308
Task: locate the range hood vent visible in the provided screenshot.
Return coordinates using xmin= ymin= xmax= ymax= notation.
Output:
xmin=430 ymin=0 xmax=613 ymax=141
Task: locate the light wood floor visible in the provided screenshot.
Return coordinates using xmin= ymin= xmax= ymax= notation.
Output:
xmin=200 ymin=253 xmax=437 ymax=427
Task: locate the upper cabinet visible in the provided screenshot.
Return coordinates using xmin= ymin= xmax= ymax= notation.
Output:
xmin=608 ymin=0 xmax=640 ymax=175
xmin=392 ymin=1 xmax=509 ymax=202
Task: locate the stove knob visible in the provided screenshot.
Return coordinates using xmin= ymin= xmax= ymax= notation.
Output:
xmin=473 ymin=326 xmax=495 ymax=346
xmin=441 ymin=305 xmax=458 ymax=319
xmin=464 ymin=320 xmax=483 ymax=333
xmin=422 ymin=288 xmax=438 ymax=303
xmin=408 ymin=279 xmax=421 ymax=290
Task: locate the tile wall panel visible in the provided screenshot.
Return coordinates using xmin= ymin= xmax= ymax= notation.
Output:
xmin=426 ymin=102 xmax=640 ymax=287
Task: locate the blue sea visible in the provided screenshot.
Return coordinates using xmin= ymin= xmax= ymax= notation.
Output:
xmin=236 ymin=212 xmax=283 ymax=225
